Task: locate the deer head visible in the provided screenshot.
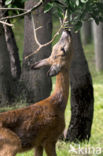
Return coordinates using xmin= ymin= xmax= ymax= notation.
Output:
xmin=31 ymin=30 xmax=72 ymax=76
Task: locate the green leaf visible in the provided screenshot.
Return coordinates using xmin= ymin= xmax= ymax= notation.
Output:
xmin=8 ymin=4 xmax=12 ymax=8
xmin=56 ymin=6 xmax=64 ymax=18
xmin=75 ymin=21 xmax=82 ymax=32
xmin=21 ymin=0 xmax=28 ymax=3
xmin=44 ymin=3 xmax=53 ymax=13
xmin=76 ymin=0 xmax=79 ymax=6
xmin=5 ymin=0 xmax=13 ymax=6
xmin=80 ymin=0 xmax=88 ymax=3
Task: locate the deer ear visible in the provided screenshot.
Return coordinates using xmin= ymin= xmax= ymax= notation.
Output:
xmin=31 ymin=58 xmax=49 ymax=70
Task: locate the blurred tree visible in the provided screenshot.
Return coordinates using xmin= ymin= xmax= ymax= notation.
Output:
xmin=92 ymin=21 xmax=103 ymax=72
xmin=81 ymin=21 xmax=92 ymax=45
xmin=4 ymin=25 xmax=21 ymax=80
xmin=0 ymin=0 xmax=52 ymax=103
xmin=0 ymin=0 xmax=13 ymax=106
xmin=20 ymin=0 xmax=52 ymax=103
xmin=66 ymin=32 xmax=94 ymax=142
xmin=0 ymin=0 xmax=21 ymax=104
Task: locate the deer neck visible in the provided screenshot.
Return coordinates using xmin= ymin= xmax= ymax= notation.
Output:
xmin=51 ymin=67 xmax=69 ymax=110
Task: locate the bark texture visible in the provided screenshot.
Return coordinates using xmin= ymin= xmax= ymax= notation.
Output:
xmin=82 ymin=21 xmax=92 ymax=45
xmin=66 ymin=32 xmax=94 ymax=142
xmin=92 ymin=21 xmax=103 ymax=72
xmin=0 ymin=24 xmax=13 ymax=106
xmin=4 ymin=25 xmax=21 ymax=80
xmin=20 ymin=0 xmax=52 ymax=103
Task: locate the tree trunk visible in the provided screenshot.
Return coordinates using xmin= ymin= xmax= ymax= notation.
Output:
xmin=66 ymin=32 xmax=94 ymax=142
xmin=4 ymin=25 xmax=21 ymax=80
xmin=0 ymin=24 xmax=13 ymax=106
xmin=81 ymin=21 xmax=92 ymax=45
xmin=0 ymin=0 xmax=13 ymax=106
xmin=20 ymin=0 xmax=52 ymax=103
xmin=92 ymin=21 xmax=103 ymax=72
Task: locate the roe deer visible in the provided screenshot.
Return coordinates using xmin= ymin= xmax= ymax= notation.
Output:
xmin=0 ymin=30 xmax=72 ymax=156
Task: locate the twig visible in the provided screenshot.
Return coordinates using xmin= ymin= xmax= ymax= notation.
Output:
xmin=0 ymin=20 xmax=13 ymax=27
xmin=25 ymin=25 xmax=61 ymax=60
xmin=0 ymin=7 xmax=26 ymax=11
xmin=25 ymin=10 xmax=68 ymax=60
xmin=31 ymin=14 xmax=41 ymax=47
xmin=35 ymin=26 xmax=43 ymax=31
xmin=0 ymin=1 xmax=42 ymax=21
xmin=1 ymin=11 xmax=31 ymax=20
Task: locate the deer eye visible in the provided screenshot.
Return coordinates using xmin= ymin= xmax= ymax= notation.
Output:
xmin=61 ymin=48 xmax=66 ymax=56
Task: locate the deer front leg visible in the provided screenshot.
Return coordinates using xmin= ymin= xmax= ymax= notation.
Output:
xmin=0 ymin=128 xmax=21 ymax=156
xmin=44 ymin=142 xmax=57 ymax=156
xmin=34 ymin=146 xmax=43 ymax=156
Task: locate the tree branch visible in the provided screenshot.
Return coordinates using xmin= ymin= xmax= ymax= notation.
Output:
xmin=0 ymin=0 xmax=43 ymax=21
xmin=25 ymin=10 xmax=69 ymax=60
xmin=0 ymin=20 xmax=13 ymax=27
xmin=31 ymin=13 xmax=41 ymax=47
xmin=0 ymin=7 xmax=26 ymax=11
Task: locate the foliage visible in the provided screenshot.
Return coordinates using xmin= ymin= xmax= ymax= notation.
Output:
xmin=4 ymin=0 xmax=103 ymax=31
xmin=5 ymin=0 xmax=28 ymax=16
xmin=5 ymin=0 xmax=27 ymax=7
xmin=45 ymin=0 xmax=103 ymax=31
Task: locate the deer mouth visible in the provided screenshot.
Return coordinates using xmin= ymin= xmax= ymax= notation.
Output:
xmin=47 ymin=64 xmax=61 ymax=77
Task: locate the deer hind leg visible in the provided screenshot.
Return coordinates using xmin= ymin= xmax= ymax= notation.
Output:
xmin=34 ymin=146 xmax=43 ymax=156
xmin=44 ymin=142 xmax=57 ymax=156
xmin=0 ymin=128 xmax=21 ymax=156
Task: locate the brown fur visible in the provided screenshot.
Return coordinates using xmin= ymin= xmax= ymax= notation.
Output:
xmin=0 ymin=30 xmax=72 ymax=156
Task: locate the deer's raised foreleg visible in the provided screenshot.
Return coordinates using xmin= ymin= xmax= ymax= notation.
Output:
xmin=0 ymin=128 xmax=21 ymax=156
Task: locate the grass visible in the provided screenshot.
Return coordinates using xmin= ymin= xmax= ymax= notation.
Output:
xmin=1 ymin=19 xmax=103 ymax=155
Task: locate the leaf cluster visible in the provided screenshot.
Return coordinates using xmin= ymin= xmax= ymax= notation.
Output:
xmin=45 ymin=0 xmax=103 ymax=31
xmin=5 ymin=0 xmax=27 ymax=16
xmin=5 ymin=0 xmax=27 ymax=8
xmin=4 ymin=0 xmax=103 ymax=31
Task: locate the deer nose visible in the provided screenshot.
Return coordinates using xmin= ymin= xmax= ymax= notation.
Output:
xmin=62 ymin=31 xmax=68 ymax=37
xmin=61 ymin=30 xmax=71 ymax=39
